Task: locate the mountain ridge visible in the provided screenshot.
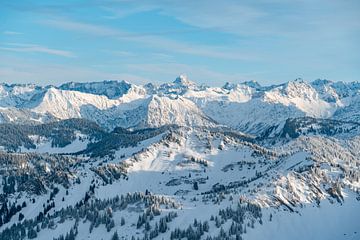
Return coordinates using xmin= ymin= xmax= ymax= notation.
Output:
xmin=0 ymin=76 xmax=359 ymax=240
xmin=1 ymin=77 xmax=359 ymax=136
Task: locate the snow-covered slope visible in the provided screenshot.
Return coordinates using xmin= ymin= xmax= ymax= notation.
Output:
xmin=1 ymin=76 xmax=360 ymax=240
xmin=0 ymin=77 xmax=359 ymax=135
xmin=31 ymin=85 xmax=147 ymax=121
xmin=0 ymin=83 xmax=46 ymax=108
xmin=33 ymin=87 xmax=119 ymax=119
xmin=144 ymin=95 xmax=216 ymax=128
xmin=263 ymin=80 xmax=337 ymax=118
xmin=59 ymin=80 xmax=133 ymax=99
xmin=333 ymin=95 xmax=360 ymax=123
xmin=0 ymin=106 xmax=54 ymax=124
xmin=0 ymin=125 xmax=359 ymax=240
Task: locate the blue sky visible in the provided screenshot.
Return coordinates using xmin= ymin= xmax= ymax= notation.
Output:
xmin=0 ymin=0 xmax=359 ymax=86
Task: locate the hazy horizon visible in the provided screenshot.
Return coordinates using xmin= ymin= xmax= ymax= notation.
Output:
xmin=1 ymin=75 xmax=359 ymax=88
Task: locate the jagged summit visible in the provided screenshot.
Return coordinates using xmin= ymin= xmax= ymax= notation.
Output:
xmin=0 ymin=76 xmax=359 ymax=135
xmin=241 ymin=80 xmax=262 ymax=89
xmin=59 ymin=80 xmax=132 ymax=99
xmin=222 ymin=82 xmax=238 ymax=90
xmin=311 ymin=78 xmax=334 ymax=86
xmin=173 ymin=74 xmax=196 ymax=87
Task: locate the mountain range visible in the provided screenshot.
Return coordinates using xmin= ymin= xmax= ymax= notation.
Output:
xmin=1 ymin=75 xmax=360 ymax=133
xmin=0 ymin=76 xmax=359 ymax=240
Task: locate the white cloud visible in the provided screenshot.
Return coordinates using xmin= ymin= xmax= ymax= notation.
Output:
xmin=3 ymin=31 xmax=23 ymax=35
xmin=0 ymin=55 xmax=253 ymax=86
xmin=0 ymin=56 xmax=151 ymax=85
xmin=42 ymin=18 xmax=259 ymax=61
xmin=100 ymin=0 xmax=360 ymax=38
xmin=43 ymin=19 xmax=121 ymax=37
xmin=124 ymin=63 xmax=253 ymax=86
xmin=106 ymin=50 xmax=137 ymax=57
xmin=0 ymin=43 xmax=75 ymax=58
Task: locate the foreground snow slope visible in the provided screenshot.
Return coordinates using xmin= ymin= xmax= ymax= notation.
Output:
xmin=0 ymin=76 xmax=359 ymax=240
xmin=246 ymin=193 xmax=360 ymax=240
xmin=0 ymin=125 xmax=358 ymax=240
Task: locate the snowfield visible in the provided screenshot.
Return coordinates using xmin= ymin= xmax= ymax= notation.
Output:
xmin=0 ymin=77 xmax=359 ymax=240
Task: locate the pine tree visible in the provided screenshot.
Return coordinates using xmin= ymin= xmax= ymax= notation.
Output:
xmin=18 ymin=213 xmax=24 ymax=221
xmin=193 ymin=181 xmax=199 ymax=190
xmin=145 ymin=221 xmax=151 ymax=231
xmin=28 ymin=228 xmax=37 ymax=239
xmin=111 ymin=231 xmax=120 ymax=240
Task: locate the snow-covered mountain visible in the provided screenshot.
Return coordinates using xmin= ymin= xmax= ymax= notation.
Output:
xmin=59 ymin=80 xmax=132 ymax=99
xmin=0 ymin=83 xmax=46 ymax=108
xmin=1 ymin=77 xmax=359 ymax=135
xmin=0 ymin=76 xmax=359 ymax=240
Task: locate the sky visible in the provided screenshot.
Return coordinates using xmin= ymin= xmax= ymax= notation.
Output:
xmin=0 ymin=0 xmax=359 ymax=86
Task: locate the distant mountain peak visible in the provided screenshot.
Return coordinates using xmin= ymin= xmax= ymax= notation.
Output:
xmin=222 ymin=82 xmax=237 ymax=90
xmin=59 ymin=80 xmax=132 ymax=99
xmin=311 ymin=79 xmax=333 ymax=86
xmin=1 ymin=77 xmax=360 ymax=133
xmin=242 ymin=80 xmax=261 ymax=89
xmin=173 ymin=74 xmax=196 ymax=87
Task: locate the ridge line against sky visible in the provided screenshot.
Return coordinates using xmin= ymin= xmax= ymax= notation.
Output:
xmin=1 ymin=76 xmax=359 ymax=89
xmin=0 ymin=0 xmax=359 ymax=86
